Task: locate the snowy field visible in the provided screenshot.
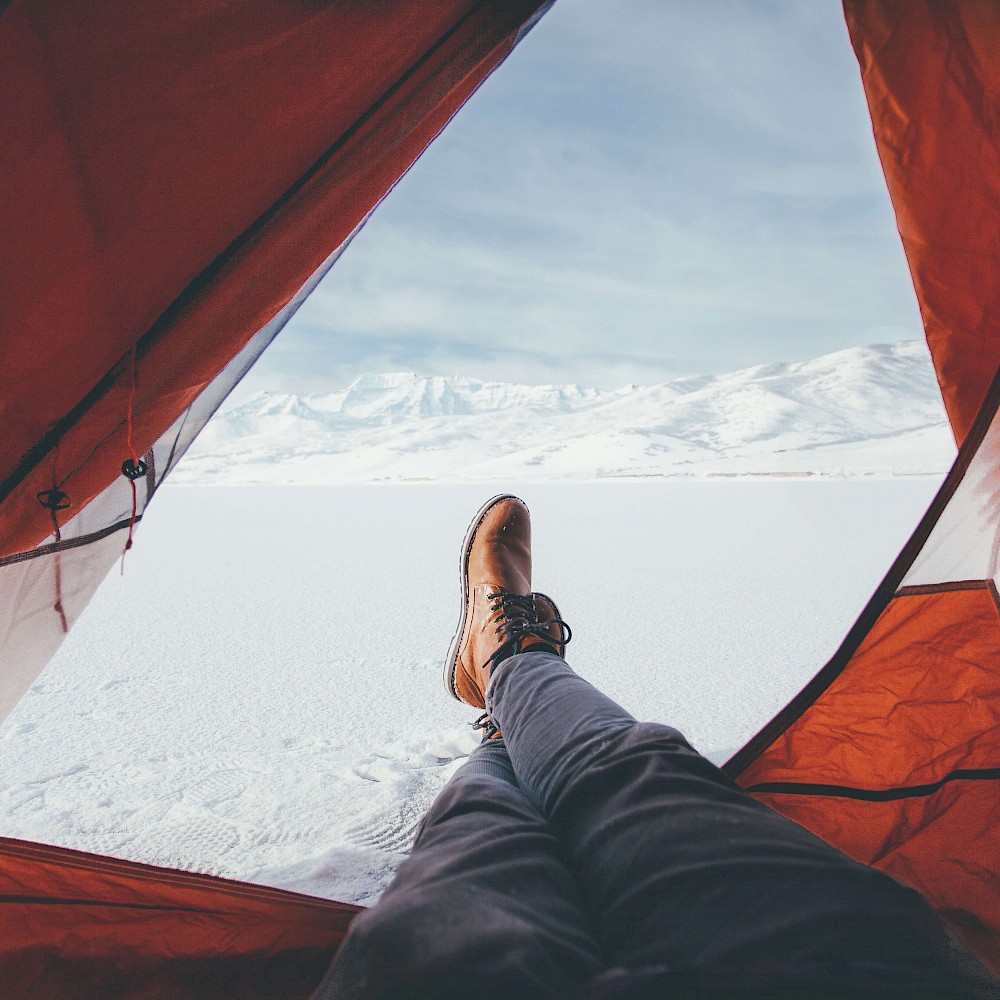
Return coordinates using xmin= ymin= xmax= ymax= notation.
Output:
xmin=0 ymin=479 xmax=943 ymax=905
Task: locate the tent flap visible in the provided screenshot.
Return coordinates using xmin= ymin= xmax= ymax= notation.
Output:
xmin=1 ymin=0 xmax=549 ymax=561
xmin=0 ymin=836 xmax=360 ymax=1000
xmin=0 ymin=2 xmax=550 ymax=994
xmin=843 ymin=0 xmax=1000 ymax=445
xmin=727 ymin=2 xmax=1000 ymax=973
xmin=0 ymin=0 xmax=549 ymax=714
xmin=727 ymin=366 xmax=1000 ymax=975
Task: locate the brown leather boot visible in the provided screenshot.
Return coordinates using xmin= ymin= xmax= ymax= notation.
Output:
xmin=444 ymin=495 xmax=571 ymax=709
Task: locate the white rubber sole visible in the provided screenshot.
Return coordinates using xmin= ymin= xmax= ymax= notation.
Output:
xmin=442 ymin=494 xmax=526 ymax=701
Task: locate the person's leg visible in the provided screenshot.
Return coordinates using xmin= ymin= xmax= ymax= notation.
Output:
xmin=489 ymin=650 xmax=969 ymax=997
xmin=313 ymin=738 xmax=603 ymax=1000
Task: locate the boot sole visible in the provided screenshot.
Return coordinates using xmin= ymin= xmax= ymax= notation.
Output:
xmin=443 ymin=493 xmax=526 ymax=702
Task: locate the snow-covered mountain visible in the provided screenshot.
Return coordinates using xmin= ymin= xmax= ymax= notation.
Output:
xmin=175 ymin=342 xmax=956 ymax=484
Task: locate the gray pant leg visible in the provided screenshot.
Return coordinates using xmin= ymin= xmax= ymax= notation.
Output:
xmin=488 ymin=651 xmax=970 ymax=997
xmin=314 ymin=740 xmax=602 ymax=1000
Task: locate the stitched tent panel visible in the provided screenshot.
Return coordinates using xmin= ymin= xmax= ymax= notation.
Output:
xmin=734 ymin=585 xmax=1000 ymax=970
xmin=842 ymin=0 xmax=1000 ymax=447
xmin=739 ymin=586 xmax=1000 ymax=791
xmin=0 ymin=836 xmax=360 ymax=1000
xmin=727 ymin=382 xmax=1000 ymax=969
xmin=726 ymin=0 xmax=1000 ymax=974
xmin=0 ymin=2 xmax=551 ymax=994
xmin=2 ymin=0 xmax=1000 ymax=992
xmin=746 ymin=783 xmax=999 ymax=966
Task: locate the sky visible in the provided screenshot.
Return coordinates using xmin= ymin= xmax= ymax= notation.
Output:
xmin=238 ymin=0 xmax=924 ymax=397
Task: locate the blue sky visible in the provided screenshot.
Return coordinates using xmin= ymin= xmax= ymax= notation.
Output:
xmin=242 ymin=0 xmax=923 ymax=395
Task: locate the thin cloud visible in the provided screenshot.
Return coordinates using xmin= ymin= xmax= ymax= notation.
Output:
xmin=244 ymin=0 xmax=922 ymax=396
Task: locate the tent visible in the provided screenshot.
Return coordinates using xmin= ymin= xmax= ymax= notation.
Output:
xmin=726 ymin=0 xmax=1000 ymax=975
xmin=0 ymin=0 xmax=996 ymax=995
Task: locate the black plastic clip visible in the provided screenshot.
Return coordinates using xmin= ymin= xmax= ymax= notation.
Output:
xmin=37 ymin=488 xmax=71 ymax=511
xmin=121 ymin=458 xmax=148 ymax=481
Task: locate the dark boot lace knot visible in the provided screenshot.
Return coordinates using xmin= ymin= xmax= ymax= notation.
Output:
xmin=472 ymin=592 xmax=572 ymax=744
xmin=483 ymin=591 xmax=572 ymax=673
xmin=471 ymin=712 xmax=502 ymax=742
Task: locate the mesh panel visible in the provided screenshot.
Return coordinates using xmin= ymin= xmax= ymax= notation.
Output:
xmin=901 ymin=405 xmax=1000 ymax=587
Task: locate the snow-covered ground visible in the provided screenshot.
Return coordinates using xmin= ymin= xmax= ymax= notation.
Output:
xmin=0 ymin=479 xmax=944 ymax=904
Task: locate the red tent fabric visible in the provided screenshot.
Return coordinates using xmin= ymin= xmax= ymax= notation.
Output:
xmin=0 ymin=836 xmax=359 ymax=1000
xmin=0 ymin=2 xmax=551 ymax=995
xmin=1 ymin=0 xmax=550 ymax=562
xmin=0 ymin=0 xmax=550 ymax=717
xmin=725 ymin=0 xmax=1000 ymax=975
xmin=834 ymin=0 xmax=1000 ymax=447
xmin=1 ymin=0 xmax=998 ymax=993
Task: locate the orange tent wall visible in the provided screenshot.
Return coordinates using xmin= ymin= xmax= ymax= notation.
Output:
xmin=0 ymin=3 xmax=550 ymax=994
xmin=733 ymin=584 xmax=1000 ymax=971
xmin=0 ymin=0 xmax=548 ymax=560
xmin=726 ymin=1 xmax=1000 ymax=974
xmin=843 ymin=0 xmax=1000 ymax=446
xmin=0 ymin=836 xmax=359 ymax=1000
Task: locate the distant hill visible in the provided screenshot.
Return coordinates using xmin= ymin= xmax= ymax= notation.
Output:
xmin=174 ymin=342 xmax=956 ymax=484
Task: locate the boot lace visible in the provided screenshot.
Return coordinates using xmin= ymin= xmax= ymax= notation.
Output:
xmin=483 ymin=591 xmax=572 ymax=672
xmin=471 ymin=712 xmax=502 ymax=742
xmin=474 ymin=593 xmax=572 ymax=744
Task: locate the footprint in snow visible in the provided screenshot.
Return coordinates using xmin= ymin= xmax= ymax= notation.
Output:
xmin=349 ymin=726 xmax=479 ymax=783
xmin=342 ymin=807 xmax=423 ymax=854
